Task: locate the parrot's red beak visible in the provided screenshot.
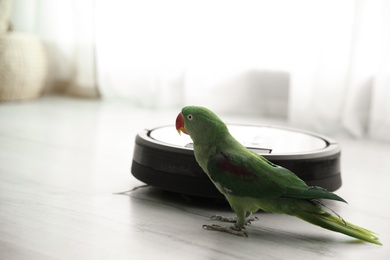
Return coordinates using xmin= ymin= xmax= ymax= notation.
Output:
xmin=175 ymin=112 xmax=188 ymax=135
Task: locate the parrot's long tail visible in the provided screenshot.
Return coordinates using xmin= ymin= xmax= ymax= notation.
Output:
xmin=295 ymin=204 xmax=381 ymax=245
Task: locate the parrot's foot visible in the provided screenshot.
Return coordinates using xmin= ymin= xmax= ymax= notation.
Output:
xmin=202 ymin=224 xmax=248 ymax=237
xmin=211 ymin=215 xmax=236 ymax=223
xmin=211 ymin=214 xmax=259 ymax=225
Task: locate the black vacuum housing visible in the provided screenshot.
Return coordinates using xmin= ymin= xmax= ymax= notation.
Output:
xmin=131 ymin=124 xmax=341 ymax=199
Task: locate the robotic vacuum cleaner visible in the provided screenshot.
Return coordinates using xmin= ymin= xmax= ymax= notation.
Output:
xmin=131 ymin=124 xmax=341 ymax=199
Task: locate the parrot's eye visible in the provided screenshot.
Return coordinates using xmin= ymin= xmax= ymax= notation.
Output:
xmin=187 ymin=114 xmax=193 ymax=120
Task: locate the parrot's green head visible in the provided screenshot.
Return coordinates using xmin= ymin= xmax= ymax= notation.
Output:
xmin=176 ymin=106 xmax=229 ymax=145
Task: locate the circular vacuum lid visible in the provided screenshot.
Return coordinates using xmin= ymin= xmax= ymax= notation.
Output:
xmin=131 ymin=124 xmax=341 ymax=199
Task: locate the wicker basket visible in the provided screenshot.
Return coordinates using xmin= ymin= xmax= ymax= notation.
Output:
xmin=0 ymin=32 xmax=47 ymax=101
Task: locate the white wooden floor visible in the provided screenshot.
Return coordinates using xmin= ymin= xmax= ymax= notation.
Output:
xmin=0 ymin=96 xmax=389 ymax=260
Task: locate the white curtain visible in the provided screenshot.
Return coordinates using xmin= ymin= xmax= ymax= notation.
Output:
xmin=9 ymin=0 xmax=390 ymax=141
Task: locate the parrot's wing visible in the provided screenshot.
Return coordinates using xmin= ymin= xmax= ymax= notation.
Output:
xmin=207 ymin=151 xmax=346 ymax=202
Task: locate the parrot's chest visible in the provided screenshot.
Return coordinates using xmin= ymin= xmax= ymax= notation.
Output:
xmin=193 ymin=144 xmax=217 ymax=175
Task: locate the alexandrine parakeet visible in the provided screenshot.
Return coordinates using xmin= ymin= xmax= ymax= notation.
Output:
xmin=175 ymin=106 xmax=381 ymax=245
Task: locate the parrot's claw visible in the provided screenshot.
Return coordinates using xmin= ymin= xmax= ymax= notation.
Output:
xmin=246 ymin=216 xmax=259 ymax=225
xmin=202 ymin=224 xmax=248 ymax=237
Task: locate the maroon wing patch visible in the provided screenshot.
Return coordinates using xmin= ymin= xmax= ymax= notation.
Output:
xmin=215 ymin=153 xmax=258 ymax=179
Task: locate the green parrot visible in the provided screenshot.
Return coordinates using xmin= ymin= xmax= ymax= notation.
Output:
xmin=175 ymin=106 xmax=381 ymax=245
